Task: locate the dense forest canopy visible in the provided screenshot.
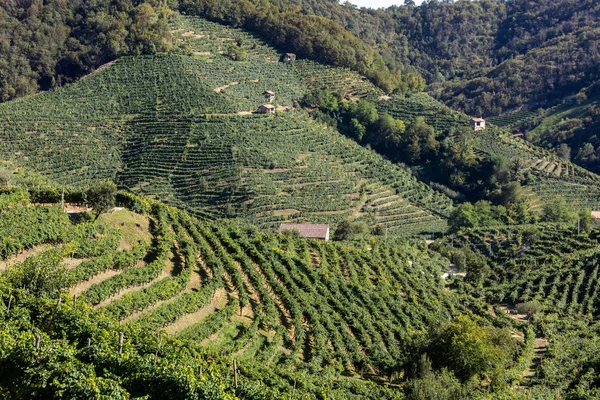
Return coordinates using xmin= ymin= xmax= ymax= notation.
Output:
xmin=0 ymin=0 xmax=174 ymax=102
xmin=287 ymin=0 xmax=600 ymax=117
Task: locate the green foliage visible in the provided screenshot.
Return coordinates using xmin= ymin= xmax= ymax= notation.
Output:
xmin=85 ymin=181 xmax=117 ymax=220
xmin=178 ymin=0 xmax=424 ymax=94
xmin=3 ymin=248 xmax=69 ymax=298
xmin=226 ymin=42 xmax=248 ymax=61
xmin=516 ymin=301 xmax=542 ymax=317
xmin=542 ymin=196 xmax=574 ymax=223
xmin=0 ymin=0 xmax=174 ymax=103
xmin=0 ymin=205 xmax=71 ymax=260
xmin=332 ymin=220 xmax=369 ymax=241
xmin=427 ymin=316 xmax=518 ymax=383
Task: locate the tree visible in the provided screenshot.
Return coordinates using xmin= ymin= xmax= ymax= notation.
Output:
xmin=348 ymin=118 xmax=366 ymax=142
xmin=0 ymin=169 xmax=12 ymax=187
xmin=541 ymin=196 xmax=573 ymax=223
xmin=428 ymin=316 xmax=517 ymax=383
xmin=578 ymin=208 xmax=595 ymax=234
xmin=353 ymin=100 xmax=379 ymax=126
xmin=516 ymin=301 xmax=542 ymax=317
xmin=556 ymin=143 xmax=571 ymax=160
xmin=372 ymin=114 xmax=406 ymax=150
xmin=333 ymin=220 xmax=369 ymax=240
xmin=85 ymin=180 xmax=117 ymax=220
xmin=226 ymin=42 xmax=247 ymax=61
xmin=402 ymin=117 xmax=437 ymax=162
xmin=5 ymin=249 xmax=68 ymax=298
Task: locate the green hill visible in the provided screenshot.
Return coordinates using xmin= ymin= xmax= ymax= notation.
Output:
xmin=0 ymin=185 xmax=528 ymax=398
xmin=374 ymin=93 xmax=600 ymax=210
xmin=0 ymin=16 xmax=450 ymax=238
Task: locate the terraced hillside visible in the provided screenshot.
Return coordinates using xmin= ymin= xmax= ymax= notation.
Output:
xmin=377 ymin=93 xmax=600 ymax=209
xmin=0 ymin=187 xmax=531 ymax=397
xmin=444 ymin=224 xmax=600 ymax=313
xmin=0 ymin=15 xmax=450 ymax=238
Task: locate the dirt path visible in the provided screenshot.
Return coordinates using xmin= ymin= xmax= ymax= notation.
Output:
xmin=0 ymin=245 xmax=49 ymax=272
xmin=71 ymin=269 xmax=123 ymax=296
xmin=163 ymin=288 xmax=229 ymax=335
xmin=62 ymin=257 xmax=88 ymax=270
xmin=94 ymin=271 xmax=170 ymax=308
xmin=499 ymin=306 xmax=549 ymax=382
xmin=215 ymin=82 xmax=238 ymax=93
xmin=523 ymin=338 xmax=549 ymax=381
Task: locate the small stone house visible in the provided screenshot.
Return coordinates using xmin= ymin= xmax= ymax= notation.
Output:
xmin=471 ymin=118 xmax=486 ymax=131
xmin=283 ymin=53 xmax=296 ymax=63
xmin=258 ymin=104 xmax=276 ymax=114
xmin=263 ymin=91 xmax=275 ymax=103
xmin=278 ymin=224 xmax=330 ymax=241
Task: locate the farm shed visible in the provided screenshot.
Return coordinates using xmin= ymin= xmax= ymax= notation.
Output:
xmin=258 ymin=104 xmax=276 ymax=114
xmin=279 ymin=224 xmax=330 ymax=241
xmin=283 ymin=53 xmax=297 ymax=63
xmin=263 ymin=91 xmax=275 ymax=103
xmin=471 ymin=118 xmax=486 ymax=131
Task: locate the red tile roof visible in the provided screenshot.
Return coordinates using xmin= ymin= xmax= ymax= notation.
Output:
xmin=278 ymin=224 xmax=330 ymax=240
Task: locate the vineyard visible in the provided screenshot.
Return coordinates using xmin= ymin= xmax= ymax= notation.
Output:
xmin=0 ymin=15 xmax=454 ymax=238
xmin=444 ymin=223 xmax=600 ymax=314
xmin=487 ymin=109 xmax=538 ymax=131
xmin=378 ymin=93 xmax=600 ymax=208
xmin=0 ymin=188 xmax=533 ymax=398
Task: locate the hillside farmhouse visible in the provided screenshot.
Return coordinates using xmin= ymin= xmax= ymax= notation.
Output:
xmin=279 ymin=224 xmax=330 ymax=241
xmin=471 ymin=118 xmax=486 ymax=131
xmin=264 ymin=91 xmax=275 ymax=103
xmin=258 ymin=104 xmax=276 ymax=114
xmin=283 ymin=53 xmax=296 ymax=63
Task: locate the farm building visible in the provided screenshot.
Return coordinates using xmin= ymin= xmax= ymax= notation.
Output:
xmin=592 ymin=211 xmax=600 ymax=224
xmin=257 ymin=104 xmax=276 ymax=114
xmin=283 ymin=53 xmax=297 ymax=63
xmin=279 ymin=224 xmax=330 ymax=241
xmin=471 ymin=118 xmax=486 ymax=131
xmin=263 ymin=91 xmax=275 ymax=103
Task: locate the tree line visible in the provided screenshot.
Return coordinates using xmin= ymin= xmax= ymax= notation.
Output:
xmin=0 ymin=0 xmax=174 ymax=102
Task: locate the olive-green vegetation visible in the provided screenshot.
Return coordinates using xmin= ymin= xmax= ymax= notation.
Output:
xmin=0 ymin=184 xmax=529 ymax=399
xmin=304 ymin=88 xmax=600 ymax=216
xmin=0 ymin=0 xmax=174 ymax=102
xmin=0 ymin=15 xmax=451 ymax=238
xmin=177 ymin=0 xmax=425 ymax=95
xmin=286 ymin=0 xmax=600 ymax=119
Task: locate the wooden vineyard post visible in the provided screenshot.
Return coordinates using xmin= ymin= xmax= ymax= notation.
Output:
xmin=119 ymin=332 xmax=124 ymax=355
xmin=233 ymin=359 xmax=238 ymax=388
xmin=34 ymin=334 xmax=41 ymax=351
xmin=292 ymin=379 xmax=296 ymax=397
xmin=154 ymin=332 xmax=162 ymax=365
xmin=7 ymin=295 xmax=12 ymax=312
xmin=87 ymin=338 xmax=91 ymax=347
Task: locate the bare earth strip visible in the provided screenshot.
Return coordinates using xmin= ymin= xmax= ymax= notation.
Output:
xmin=71 ymin=270 xmax=123 ymax=296
xmin=94 ymin=271 xmax=170 ymax=308
xmin=0 ymin=245 xmax=50 ymax=272
xmin=163 ymin=288 xmax=229 ymax=335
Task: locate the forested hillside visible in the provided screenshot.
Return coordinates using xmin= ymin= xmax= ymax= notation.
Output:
xmin=290 ymin=0 xmax=600 ymax=118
